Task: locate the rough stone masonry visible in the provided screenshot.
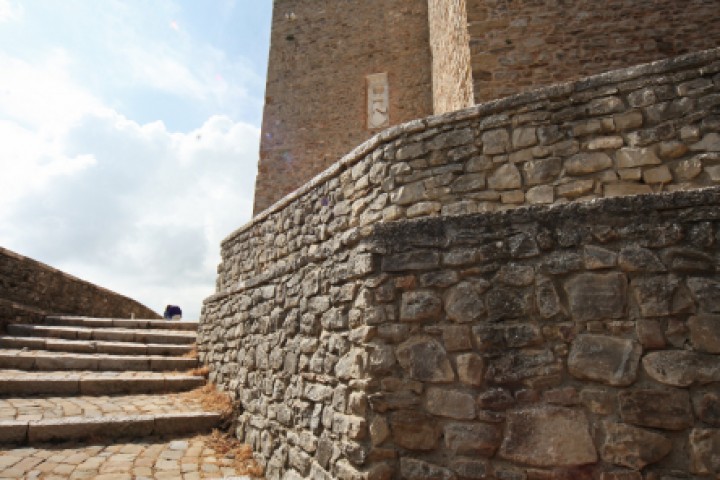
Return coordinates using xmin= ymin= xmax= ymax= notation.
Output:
xmin=198 ymin=48 xmax=720 ymax=479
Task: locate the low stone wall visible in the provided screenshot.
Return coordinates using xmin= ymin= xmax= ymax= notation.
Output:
xmin=0 ymin=246 xmax=159 ymax=330
xmin=200 ymin=187 xmax=720 ymax=479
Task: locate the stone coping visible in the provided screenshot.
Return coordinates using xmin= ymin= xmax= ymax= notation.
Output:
xmin=222 ymin=46 xmax=720 ymax=247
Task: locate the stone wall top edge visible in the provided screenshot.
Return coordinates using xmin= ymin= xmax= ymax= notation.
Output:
xmin=222 ymin=47 xmax=720 ymax=248
xmin=0 ymin=245 xmax=158 ymax=315
xmin=371 ymin=186 xmax=720 ymax=244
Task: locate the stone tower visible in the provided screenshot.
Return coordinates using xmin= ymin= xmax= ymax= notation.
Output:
xmin=253 ymin=0 xmax=720 ymax=214
xmin=253 ymin=0 xmax=438 ymax=214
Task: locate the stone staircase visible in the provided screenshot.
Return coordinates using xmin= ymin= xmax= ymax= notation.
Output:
xmin=0 ymin=315 xmax=221 ymax=445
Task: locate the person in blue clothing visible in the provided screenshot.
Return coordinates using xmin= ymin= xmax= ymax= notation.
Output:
xmin=163 ymin=305 xmax=182 ymax=320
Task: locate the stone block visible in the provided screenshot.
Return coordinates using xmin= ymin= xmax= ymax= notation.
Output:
xmin=564 ymin=152 xmax=613 ymax=175
xmin=391 ymin=182 xmax=426 ymax=205
xmin=0 ymin=421 xmax=28 ymax=444
xmin=695 ymin=391 xmax=720 ymax=426
xmin=442 ymin=325 xmax=472 ymax=351
xmin=456 ymin=353 xmax=484 ymax=386
xmin=618 ymin=246 xmax=665 ymax=272
xmin=488 ymin=163 xmax=522 ymax=190
xmin=615 ymin=148 xmax=661 ymax=168
xmin=486 ymin=287 xmax=533 ymax=321
xmin=642 ymin=165 xmax=672 ymax=184
xmin=643 ymin=350 xmax=720 ymax=387
xmin=687 ymin=277 xmax=720 ymax=313
xmin=568 ymin=334 xmax=641 ymax=386
xmin=674 ymin=157 xmax=703 ymax=180
xmin=557 ymin=179 xmax=594 ymax=198
xmin=482 ymin=129 xmax=511 ymax=154
xmin=400 ymin=458 xmax=454 ymax=480
xmin=535 ymin=275 xmax=562 ymax=318
xmin=444 ymin=281 xmax=488 ymax=323
xmin=586 ymin=136 xmax=624 ymax=150
xmin=382 ymin=251 xmax=440 ymax=272
xmin=688 ymin=314 xmax=720 ymax=353
xmin=583 ymin=245 xmax=617 ymax=270
xmin=444 ymin=422 xmax=501 ymax=456
xmin=523 ymin=157 xmax=562 ymax=185
xmin=396 ymin=336 xmax=455 ymax=383
xmin=526 ymin=185 xmax=554 ymax=204
xmin=618 ymin=389 xmax=692 ymax=430
xmin=604 ymin=183 xmax=653 ymax=197
xmin=390 ymin=410 xmax=439 ymax=450
xmin=499 ymin=406 xmax=597 ymax=467
xmin=564 ymin=272 xmax=627 ymax=321
xmin=689 ymin=428 xmax=720 ymax=476
xmin=400 ymin=291 xmax=442 ymax=322
xmin=512 ymin=127 xmax=537 ymax=149
xmin=451 ymin=173 xmax=486 ymax=193
xmin=690 ymin=132 xmax=720 ymax=151
xmin=426 ymin=388 xmax=476 ymax=419
xmin=369 ymin=416 xmax=390 ymax=446
xmin=451 ymin=459 xmax=489 ymax=479
xmin=601 ymin=422 xmax=671 ymax=470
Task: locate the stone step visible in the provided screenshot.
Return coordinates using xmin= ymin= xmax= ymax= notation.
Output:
xmin=6 ymin=324 xmax=196 ymax=344
xmin=0 ymin=336 xmax=194 ymax=356
xmin=0 ymin=412 xmax=221 ymax=444
xmin=0 ymin=349 xmax=197 ymax=372
xmin=44 ymin=315 xmax=200 ymax=331
xmin=0 ymin=436 xmax=257 ymax=478
xmin=0 ymin=370 xmax=205 ymax=396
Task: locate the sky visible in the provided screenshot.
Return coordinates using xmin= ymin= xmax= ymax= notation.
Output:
xmin=0 ymin=0 xmax=273 ymax=319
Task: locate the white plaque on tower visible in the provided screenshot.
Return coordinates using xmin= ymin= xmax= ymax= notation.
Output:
xmin=367 ymin=73 xmax=389 ymax=130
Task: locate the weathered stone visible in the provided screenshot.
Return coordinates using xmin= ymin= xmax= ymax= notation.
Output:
xmin=618 ymin=246 xmax=665 ymax=272
xmin=636 ymin=319 xmax=666 ymax=349
xmin=586 ymin=136 xmax=624 ymax=150
xmin=442 ymin=325 xmax=472 ymax=351
xmin=695 ymin=391 xmax=720 ymax=426
xmin=526 ymin=185 xmax=554 ymax=204
xmin=565 ymin=152 xmax=613 ymax=175
xmin=601 ymin=422 xmax=672 ymax=470
xmin=466 ymin=155 xmax=493 ymax=172
xmin=614 ymin=110 xmax=644 ymax=131
xmin=523 ymin=157 xmax=562 ymax=185
xmin=485 ymin=349 xmax=561 ymax=385
xmin=451 ymin=173 xmax=486 ymax=193
xmin=488 ymin=163 xmax=522 ymax=190
xmin=643 ymin=350 xmax=720 ymax=386
xmin=477 ymin=388 xmax=515 ymax=411
xmin=335 ymin=348 xmax=366 ymax=380
xmin=486 ymin=287 xmax=533 ymax=320
xmin=428 ymin=128 xmax=475 ymax=150
xmin=451 ymin=459 xmax=488 ymax=479
xmin=604 ymin=183 xmax=653 ymax=197
xmin=367 ymin=342 xmax=396 ymax=373
xmin=688 ymin=314 xmax=720 ymax=353
xmin=557 ymin=179 xmax=594 ymax=198
xmin=657 ymin=141 xmax=689 ymax=159
xmin=382 ymin=251 xmax=440 ymax=272
xmin=445 ymin=281 xmax=488 ymax=323
xmin=631 ymin=275 xmax=683 ymax=317
xmin=407 ymin=201 xmax=441 ymax=218
xmin=396 ymin=336 xmax=455 ymax=383
xmin=619 ymin=389 xmax=692 ymax=430
xmin=400 ymin=458 xmax=454 ymax=480
xmin=583 ymin=245 xmax=617 ymax=270
xmin=687 ymin=277 xmax=720 ymax=313
xmin=568 ymin=335 xmax=641 ymax=386
xmin=390 ymin=411 xmax=439 ymax=450
xmin=456 ymin=353 xmax=484 ymax=386
xmin=690 ymin=132 xmax=720 ymax=151
xmin=444 ymin=422 xmax=502 ymax=456
xmin=565 ymin=273 xmax=627 ymax=321
xmin=426 ymin=388 xmax=476 ymax=420
xmin=580 ymin=387 xmax=616 ymax=415
xmin=689 ymin=428 xmax=720 ymax=476
xmin=400 ymin=291 xmax=442 ymax=322
xmin=391 ymin=181 xmax=426 ymax=205
xmin=512 ymin=127 xmax=537 ymax=149
xmin=615 ymin=148 xmax=661 ymax=168
xmin=473 ymin=323 xmax=542 ymax=350
xmin=642 ymin=165 xmax=673 ymax=184
xmin=369 ymin=416 xmax=389 ymax=446
xmin=535 ymin=275 xmax=562 ymax=318
xmin=508 ymin=232 xmax=539 ymax=258
xmin=482 ymin=129 xmax=511 ymax=154
xmin=499 ymin=406 xmax=597 ymax=467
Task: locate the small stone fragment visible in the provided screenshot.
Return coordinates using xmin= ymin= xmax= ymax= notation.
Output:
xmin=395 ymin=336 xmax=455 ymax=383
xmin=568 ymin=334 xmax=641 ymax=386
xmin=565 ymin=152 xmax=613 ymax=175
xmin=444 ymin=422 xmax=502 ymax=456
xmin=400 ymin=291 xmax=442 ymax=322
xmin=618 ymin=389 xmax=692 ymax=430
xmin=643 ymin=350 xmax=720 ymax=387
xmin=390 ymin=411 xmax=439 ymax=450
xmin=601 ymin=422 xmax=672 ymax=469
xmin=488 ymin=163 xmax=522 ymax=190
xmin=688 ymin=315 xmax=720 ymax=353
xmin=564 ymin=273 xmax=627 ymax=321
xmin=689 ymin=428 xmax=720 ymax=476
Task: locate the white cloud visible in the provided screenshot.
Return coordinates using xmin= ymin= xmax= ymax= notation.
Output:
xmin=0 ymin=34 xmax=260 ymax=319
xmin=0 ymin=0 xmax=22 ymax=23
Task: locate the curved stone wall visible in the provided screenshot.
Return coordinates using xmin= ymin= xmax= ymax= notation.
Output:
xmin=198 ymin=49 xmax=720 ymax=479
xmin=0 ymin=246 xmax=160 ymax=330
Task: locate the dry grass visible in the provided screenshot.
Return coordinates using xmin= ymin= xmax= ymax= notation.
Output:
xmin=183 ymin=383 xmax=233 ymax=418
xmin=202 ymin=429 xmax=265 ymax=478
xmin=188 ymin=365 xmax=210 ymax=377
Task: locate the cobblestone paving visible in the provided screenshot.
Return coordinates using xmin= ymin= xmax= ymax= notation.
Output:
xmin=0 ymin=393 xmax=211 ymax=421
xmin=0 ymin=436 xmax=258 ymax=479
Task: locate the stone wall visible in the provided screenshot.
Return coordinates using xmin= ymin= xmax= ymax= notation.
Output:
xmin=467 ymin=0 xmax=720 ymax=103
xmin=254 ymin=0 xmax=434 ymax=214
xmin=201 ymin=187 xmax=720 ymax=479
xmin=428 ymin=0 xmax=474 ymax=115
xmin=0 ymin=246 xmax=160 ymax=330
